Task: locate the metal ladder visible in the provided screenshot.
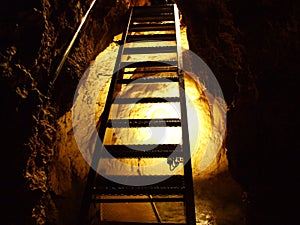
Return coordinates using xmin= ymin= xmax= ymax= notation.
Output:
xmin=79 ymin=4 xmax=196 ymax=225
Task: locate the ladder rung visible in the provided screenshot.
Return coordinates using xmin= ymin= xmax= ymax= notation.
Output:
xmin=107 ymin=119 xmax=181 ymax=128
xmin=123 ymin=46 xmax=177 ymax=55
xmin=132 ymin=15 xmax=174 ymax=22
xmin=118 ymin=77 xmax=179 ymax=84
xmin=94 ymin=197 xmax=184 ymax=203
xmin=104 ymin=144 xmax=182 ymax=158
xmin=130 ymin=23 xmax=175 ymax=32
xmin=100 ymin=221 xmax=186 ymax=225
xmin=113 ymin=97 xmax=180 ymax=104
xmin=93 ymin=175 xmax=185 ymax=195
xmin=135 ymin=4 xmax=174 ymax=8
xmin=133 ymin=11 xmax=174 ymax=17
xmin=133 ymin=5 xmax=174 ymax=14
xmin=121 ymin=61 xmax=177 ymax=68
xmin=122 ymin=68 xmax=178 ymax=74
xmin=127 ymin=34 xmax=176 ymax=42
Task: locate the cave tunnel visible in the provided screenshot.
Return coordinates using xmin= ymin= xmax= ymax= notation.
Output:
xmin=0 ymin=0 xmax=299 ymax=225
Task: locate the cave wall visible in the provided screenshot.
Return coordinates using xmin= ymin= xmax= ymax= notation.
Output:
xmin=0 ymin=0 xmax=140 ymax=224
xmin=1 ymin=0 xmax=299 ymax=224
xmin=176 ymin=0 xmax=299 ymax=224
xmin=227 ymin=1 xmax=299 ymax=223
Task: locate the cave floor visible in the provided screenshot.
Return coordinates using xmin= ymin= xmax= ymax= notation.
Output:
xmin=101 ymin=171 xmax=246 ymax=225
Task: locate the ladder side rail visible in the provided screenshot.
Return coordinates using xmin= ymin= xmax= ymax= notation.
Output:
xmin=174 ymin=4 xmax=196 ymax=225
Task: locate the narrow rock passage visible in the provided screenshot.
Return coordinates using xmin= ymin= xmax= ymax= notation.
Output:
xmin=69 ymin=19 xmax=245 ymax=224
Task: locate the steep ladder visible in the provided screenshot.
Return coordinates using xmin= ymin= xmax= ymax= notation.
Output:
xmin=79 ymin=4 xmax=196 ymax=225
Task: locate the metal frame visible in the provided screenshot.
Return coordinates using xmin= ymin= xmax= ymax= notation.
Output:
xmin=78 ymin=4 xmax=196 ymax=225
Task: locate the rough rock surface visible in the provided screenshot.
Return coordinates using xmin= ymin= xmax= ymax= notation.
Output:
xmin=1 ymin=0 xmax=147 ymax=224
xmin=176 ymin=0 xmax=299 ymax=224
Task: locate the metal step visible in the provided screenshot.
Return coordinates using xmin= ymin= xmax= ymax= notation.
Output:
xmin=129 ymin=23 xmax=175 ymax=32
xmin=133 ymin=11 xmax=174 ymax=17
xmin=132 ymin=15 xmax=174 ymax=22
xmin=123 ymin=46 xmax=177 ymax=55
xmin=107 ymin=119 xmax=181 ymax=128
xmin=93 ymin=175 xmax=185 ymax=195
xmin=122 ymin=67 xmax=178 ymax=74
xmin=94 ymin=197 xmax=184 ymax=203
xmin=133 ymin=5 xmax=174 ymax=14
xmin=100 ymin=221 xmax=186 ymax=225
xmin=113 ymin=97 xmax=180 ymax=104
xmin=118 ymin=77 xmax=179 ymax=84
xmin=127 ymin=34 xmax=176 ymax=42
xmin=104 ymin=144 xmax=182 ymax=158
xmin=121 ymin=61 xmax=177 ymax=68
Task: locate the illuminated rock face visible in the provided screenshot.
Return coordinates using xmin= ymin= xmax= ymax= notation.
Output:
xmin=67 ymin=34 xmax=229 ymax=223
